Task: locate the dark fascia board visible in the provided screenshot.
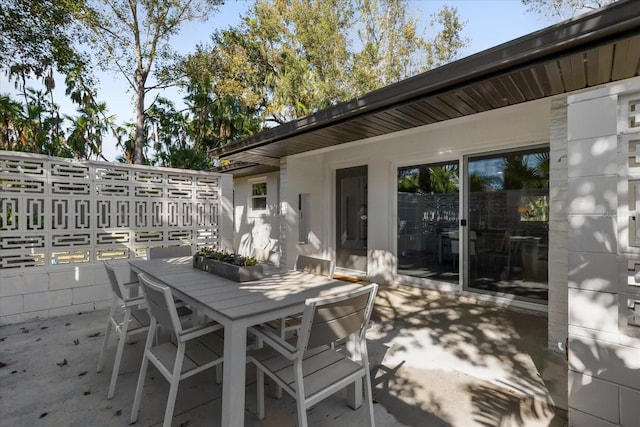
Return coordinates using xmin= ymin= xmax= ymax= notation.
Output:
xmin=209 ymin=0 xmax=640 ymax=160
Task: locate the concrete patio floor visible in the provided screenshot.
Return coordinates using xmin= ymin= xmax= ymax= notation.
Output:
xmin=0 ymin=283 xmax=568 ymax=426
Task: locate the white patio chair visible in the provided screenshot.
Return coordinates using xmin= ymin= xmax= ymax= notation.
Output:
xmin=147 ymin=245 xmax=192 ymax=260
xmin=96 ymin=261 xmax=151 ymax=399
xmin=130 ymin=273 xmax=224 ymax=427
xmin=148 ymin=244 xmax=195 ymax=316
xmin=272 ymin=255 xmax=336 ymax=337
xmin=248 ymin=283 xmax=378 ymax=427
xmin=265 ymin=255 xmax=336 ymax=398
xmin=294 ymin=254 xmax=336 ymax=278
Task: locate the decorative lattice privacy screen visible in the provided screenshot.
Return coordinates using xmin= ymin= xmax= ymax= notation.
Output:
xmin=0 ymin=152 xmax=224 ymax=269
xmin=620 ymin=94 xmax=640 ymax=338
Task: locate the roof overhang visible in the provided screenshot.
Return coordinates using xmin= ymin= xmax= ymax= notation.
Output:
xmin=209 ymin=0 xmax=640 ymax=177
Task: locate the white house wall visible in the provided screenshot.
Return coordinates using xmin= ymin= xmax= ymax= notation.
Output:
xmin=303 ymin=97 xmax=552 ymax=284
xmin=281 ymin=155 xmax=329 ymax=268
xmin=230 ymin=78 xmax=640 ymax=423
xmin=232 ymin=171 xmax=281 ymax=262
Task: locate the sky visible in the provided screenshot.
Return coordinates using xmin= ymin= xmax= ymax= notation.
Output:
xmin=0 ymin=0 xmax=556 ymax=162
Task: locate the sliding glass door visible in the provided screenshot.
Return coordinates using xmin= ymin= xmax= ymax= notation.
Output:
xmin=466 ymin=148 xmax=549 ymax=302
xmin=397 ymin=161 xmax=459 ymax=283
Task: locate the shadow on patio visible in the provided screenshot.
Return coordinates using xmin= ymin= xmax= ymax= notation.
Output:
xmin=367 ymin=284 xmax=567 ymax=427
xmin=0 ymin=284 xmax=567 ymax=427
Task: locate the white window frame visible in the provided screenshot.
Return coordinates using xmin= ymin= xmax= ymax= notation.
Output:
xmin=249 ymin=178 xmax=267 ymax=212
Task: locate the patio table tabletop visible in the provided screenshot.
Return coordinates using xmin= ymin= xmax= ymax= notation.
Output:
xmin=128 ymin=256 xmax=363 ymax=426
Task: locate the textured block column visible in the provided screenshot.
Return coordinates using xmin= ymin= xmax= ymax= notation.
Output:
xmin=549 ymin=96 xmax=569 ymax=354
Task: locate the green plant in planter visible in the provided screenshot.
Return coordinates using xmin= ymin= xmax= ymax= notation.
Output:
xmin=196 ymin=247 xmax=259 ymax=266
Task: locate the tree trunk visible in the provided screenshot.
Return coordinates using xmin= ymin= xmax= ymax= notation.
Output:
xmin=134 ymin=72 xmax=146 ymax=164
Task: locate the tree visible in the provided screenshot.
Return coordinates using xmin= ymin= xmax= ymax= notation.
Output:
xmin=182 ymin=0 xmax=467 ymax=126
xmin=73 ymin=0 xmax=223 ymax=164
xmin=0 ymin=0 xmax=91 ymax=103
xmin=0 ymin=95 xmax=24 ymax=151
xmin=521 ymin=0 xmax=617 ymax=19
xmin=352 ymin=1 xmax=467 ymax=93
xmin=66 ymin=102 xmax=114 ymax=160
xmin=186 ymin=0 xmax=353 ymax=125
xmin=1 ymin=1 xmax=117 ymax=160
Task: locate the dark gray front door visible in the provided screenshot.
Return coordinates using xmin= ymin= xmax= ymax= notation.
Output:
xmin=336 ymin=165 xmax=367 ymax=271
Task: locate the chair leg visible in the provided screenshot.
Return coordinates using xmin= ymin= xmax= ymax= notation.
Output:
xmin=361 ymin=346 xmax=376 ymax=427
xmin=273 ymin=320 xmax=286 ymax=399
xmin=163 ymin=342 xmax=186 ymax=427
xmin=96 ymin=298 xmax=117 ymax=373
xmin=256 ymin=368 xmax=265 ymax=420
xmin=107 ymin=309 xmax=131 ymax=399
xmin=130 ymin=322 xmax=155 ymax=425
xmin=215 ymin=364 xmax=222 ymax=384
xmin=294 ymin=360 xmax=308 ymax=427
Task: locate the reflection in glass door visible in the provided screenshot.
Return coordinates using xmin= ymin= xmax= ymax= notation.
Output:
xmin=336 ymin=166 xmax=368 ymax=271
xmin=397 ymin=161 xmax=459 ymax=283
xmin=466 ymin=149 xmax=549 ymax=302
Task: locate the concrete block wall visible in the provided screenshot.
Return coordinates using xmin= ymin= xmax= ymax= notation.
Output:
xmin=0 ymin=152 xmax=232 ymax=325
xmin=567 ymin=78 xmax=640 ymax=426
xmin=0 ymin=263 xmax=115 ymax=324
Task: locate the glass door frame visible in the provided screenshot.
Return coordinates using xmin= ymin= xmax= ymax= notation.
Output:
xmin=461 ymin=145 xmax=550 ymax=303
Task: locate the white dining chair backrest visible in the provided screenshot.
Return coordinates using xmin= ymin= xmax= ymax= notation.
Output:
xmin=294 ymin=254 xmax=335 ymax=278
xmin=147 ymin=245 xmax=192 ymax=260
xmin=301 ymin=285 xmax=374 ymax=351
xmin=104 ymin=260 xmax=127 ymax=301
xmin=138 ymin=274 xmax=183 ymax=336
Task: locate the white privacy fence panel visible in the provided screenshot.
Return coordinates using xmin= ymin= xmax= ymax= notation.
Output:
xmin=0 ymin=151 xmax=232 ymax=324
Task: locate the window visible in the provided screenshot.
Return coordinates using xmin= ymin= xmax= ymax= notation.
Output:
xmin=251 ymin=181 xmax=267 ymax=211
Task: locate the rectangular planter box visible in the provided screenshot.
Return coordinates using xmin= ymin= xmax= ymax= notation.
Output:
xmin=193 ymin=255 xmax=264 ymax=282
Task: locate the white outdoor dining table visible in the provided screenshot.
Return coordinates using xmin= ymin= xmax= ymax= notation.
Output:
xmin=128 ymin=256 xmax=364 ymax=426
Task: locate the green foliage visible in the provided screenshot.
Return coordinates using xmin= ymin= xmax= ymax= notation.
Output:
xmin=503 ymin=153 xmax=549 ymax=190
xmin=73 ymin=0 xmax=224 ymax=164
xmin=521 ymin=0 xmax=616 ymax=19
xmin=196 ymin=247 xmax=260 ymax=266
xmin=0 ymin=91 xmax=114 ymax=160
xmin=181 ymin=0 xmax=468 ymax=126
xmin=0 ymin=0 xmax=92 ymax=98
xmin=2 ymin=0 xmax=468 ymax=169
xmin=398 ymin=164 xmax=459 ymax=194
xmin=65 ymin=102 xmax=114 ymax=160
xmin=352 ymin=2 xmax=467 ymax=94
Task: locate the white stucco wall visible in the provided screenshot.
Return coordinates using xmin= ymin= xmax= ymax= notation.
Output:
xmin=232 ymin=171 xmax=281 ymax=263
xmin=567 ymin=77 xmax=640 ymax=426
xmin=241 ymin=98 xmax=556 ymax=290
